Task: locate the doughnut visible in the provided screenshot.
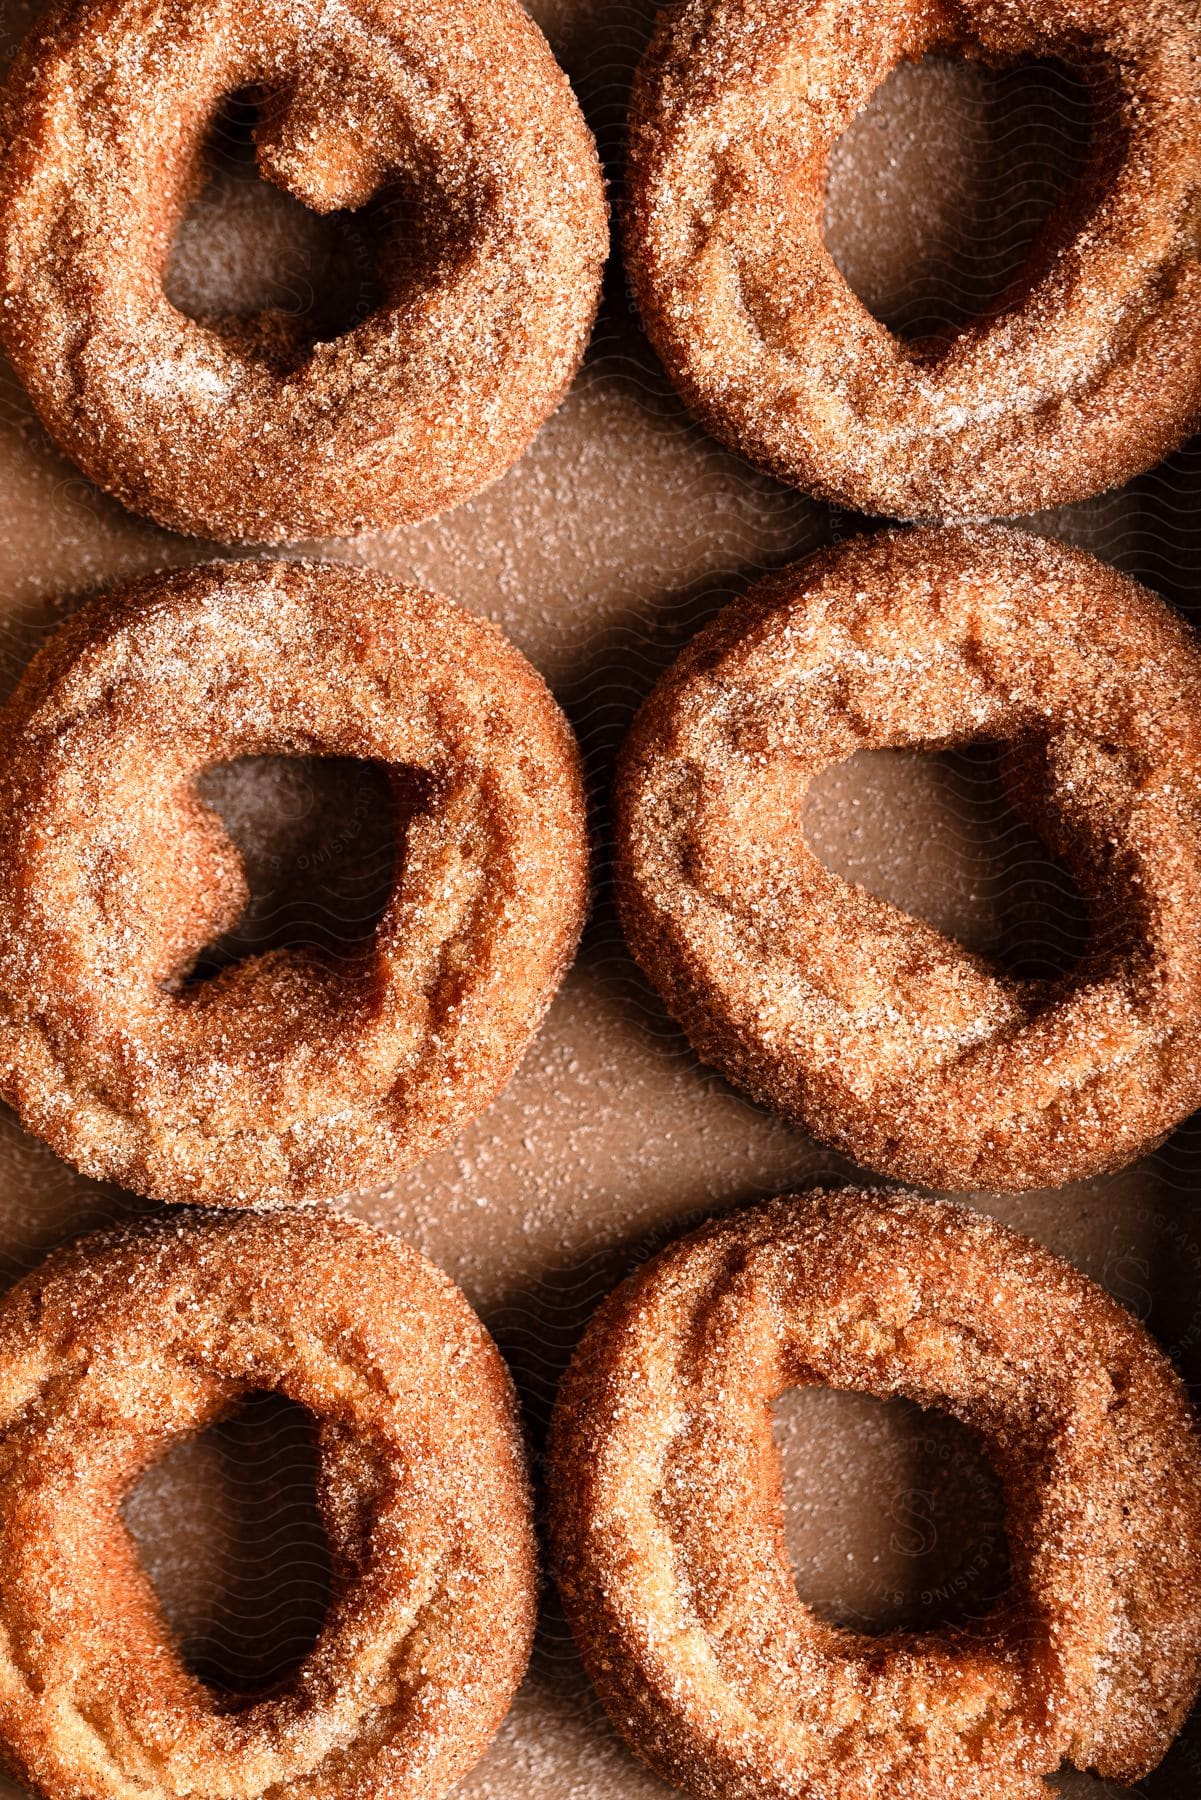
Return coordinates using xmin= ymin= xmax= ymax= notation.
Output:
xmin=625 ymin=0 xmax=1201 ymax=521
xmin=616 ymin=524 xmax=1201 ymax=1193
xmin=0 ymin=559 xmax=587 ymax=1207
xmin=0 ymin=1206 xmax=535 ymax=1800
xmin=0 ymin=0 xmax=607 ymax=542
xmin=549 ymin=1188 xmax=1201 ymax=1798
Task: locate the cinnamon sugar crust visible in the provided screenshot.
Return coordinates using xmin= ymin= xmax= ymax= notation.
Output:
xmin=625 ymin=0 xmax=1201 ymax=521
xmin=0 ymin=0 xmax=608 ymax=542
xmin=0 ymin=1207 xmax=537 ymax=1800
xmin=549 ymin=1189 xmax=1201 ymax=1797
xmin=0 ymin=559 xmax=588 ymax=1207
xmin=615 ymin=525 xmax=1201 ymax=1193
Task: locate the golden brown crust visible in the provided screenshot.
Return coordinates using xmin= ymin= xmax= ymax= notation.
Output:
xmin=0 ymin=1207 xmax=536 ymax=1800
xmin=0 ymin=559 xmax=588 ymax=1207
xmin=548 ymin=1188 xmax=1201 ymax=1798
xmin=0 ymin=0 xmax=608 ymax=542
xmin=615 ymin=524 xmax=1201 ymax=1192
xmin=625 ymin=0 xmax=1201 ymax=521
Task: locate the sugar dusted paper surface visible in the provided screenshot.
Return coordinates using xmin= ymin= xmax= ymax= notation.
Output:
xmin=0 ymin=2 xmax=1198 ymax=1793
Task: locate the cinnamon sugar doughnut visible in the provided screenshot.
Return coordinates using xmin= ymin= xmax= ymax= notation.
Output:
xmin=0 ymin=0 xmax=607 ymax=543
xmin=626 ymin=0 xmax=1201 ymax=521
xmin=0 ymin=1207 xmax=535 ymax=1800
xmin=0 ymin=559 xmax=587 ymax=1207
xmin=616 ymin=525 xmax=1201 ymax=1192
xmin=549 ymin=1189 xmax=1201 ymax=1798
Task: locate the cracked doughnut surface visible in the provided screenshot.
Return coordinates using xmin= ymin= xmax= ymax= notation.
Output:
xmin=548 ymin=1188 xmax=1201 ymax=1799
xmin=0 ymin=559 xmax=587 ymax=1208
xmin=625 ymin=0 xmax=1201 ymax=521
xmin=615 ymin=525 xmax=1201 ymax=1192
xmin=0 ymin=0 xmax=607 ymax=542
xmin=0 ymin=1207 xmax=536 ymax=1800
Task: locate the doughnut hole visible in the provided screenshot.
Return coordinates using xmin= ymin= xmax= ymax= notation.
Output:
xmin=180 ymin=754 xmax=415 ymax=986
xmin=164 ymin=90 xmax=385 ymax=366
xmin=122 ymin=1392 xmax=332 ymax=1696
xmin=774 ymin=1386 xmax=1012 ymax=1638
xmin=824 ymin=55 xmax=1096 ymax=343
xmin=804 ymin=740 xmax=1090 ymax=983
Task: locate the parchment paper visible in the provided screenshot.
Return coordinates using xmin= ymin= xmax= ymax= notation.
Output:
xmin=0 ymin=4 xmax=1198 ymax=1793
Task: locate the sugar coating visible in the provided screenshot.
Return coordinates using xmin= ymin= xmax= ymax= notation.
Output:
xmin=625 ymin=0 xmax=1201 ymax=521
xmin=0 ymin=0 xmax=608 ymax=541
xmin=0 ymin=1207 xmax=536 ymax=1800
xmin=0 ymin=559 xmax=589 ymax=1207
xmin=549 ymin=1188 xmax=1201 ymax=1798
xmin=616 ymin=524 xmax=1201 ymax=1193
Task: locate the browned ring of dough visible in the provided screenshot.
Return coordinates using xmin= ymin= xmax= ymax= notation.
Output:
xmin=0 ymin=1207 xmax=535 ymax=1800
xmin=0 ymin=559 xmax=587 ymax=1207
xmin=615 ymin=525 xmax=1201 ymax=1192
xmin=625 ymin=0 xmax=1201 ymax=521
xmin=0 ymin=0 xmax=607 ymax=542
xmin=549 ymin=1189 xmax=1201 ymax=1798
